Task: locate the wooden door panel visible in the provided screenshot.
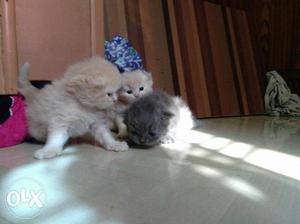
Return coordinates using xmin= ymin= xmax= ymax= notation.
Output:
xmin=139 ymin=0 xmax=174 ymax=93
xmin=104 ymin=0 xmax=128 ymax=39
xmin=173 ymin=0 xmax=211 ymax=116
xmin=204 ymin=2 xmax=241 ymax=116
xmin=1 ymin=0 xmax=104 ymax=94
xmin=0 ymin=0 xmax=18 ymax=94
xmin=226 ymin=8 xmax=264 ymax=114
xmin=166 ymin=0 xmax=188 ymax=101
xmin=15 ymin=0 xmax=92 ymax=80
xmin=166 ymin=0 xmax=264 ymax=117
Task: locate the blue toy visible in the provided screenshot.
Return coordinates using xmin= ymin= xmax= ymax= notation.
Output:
xmin=104 ymin=35 xmax=143 ymax=72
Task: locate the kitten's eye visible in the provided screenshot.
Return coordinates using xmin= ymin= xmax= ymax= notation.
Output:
xmin=107 ymin=93 xmax=112 ymax=97
xmin=148 ymin=132 xmax=156 ymax=137
xmin=139 ymin=87 xmax=144 ymax=91
xmin=127 ymin=90 xmax=133 ymax=94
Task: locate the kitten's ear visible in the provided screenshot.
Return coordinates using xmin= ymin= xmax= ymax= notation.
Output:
xmin=144 ymin=71 xmax=153 ymax=86
xmin=162 ymin=111 xmax=174 ymax=120
xmin=142 ymin=71 xmax=152 ymax=79
xmin=143 ymin=70 xmax=152 ymax=76
xmin=147 ymin=72 xmax=152 ymax=79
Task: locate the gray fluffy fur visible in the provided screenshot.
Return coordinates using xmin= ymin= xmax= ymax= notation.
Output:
xmin=124 ymin=91 xmax=195 ymax=147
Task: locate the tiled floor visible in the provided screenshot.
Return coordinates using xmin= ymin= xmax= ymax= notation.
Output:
xmin=1 ymin=116 xmax=300 ymax=224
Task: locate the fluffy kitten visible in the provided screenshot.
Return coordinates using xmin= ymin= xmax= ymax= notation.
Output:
xmin=114 ymin=70 xmax=153 ymax=137
xmin=124 ymin=91 xmax=195 ymax=147
xmin=19 ymin=56 xmax=129 ymax=159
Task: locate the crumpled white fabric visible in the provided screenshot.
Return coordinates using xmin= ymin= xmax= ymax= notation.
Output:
xmin=265 ymin=71 xmax=300 ymax=116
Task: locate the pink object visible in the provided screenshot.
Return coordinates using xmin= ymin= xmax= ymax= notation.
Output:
xmin=0 ymin=95 xmax=28 ymax=148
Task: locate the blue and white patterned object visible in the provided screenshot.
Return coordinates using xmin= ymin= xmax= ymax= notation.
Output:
xmin=104 ymin=35 xmax=143 ymax=72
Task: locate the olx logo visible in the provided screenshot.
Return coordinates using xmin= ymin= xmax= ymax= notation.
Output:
xmin=6 ymin=188 xmax=44 ymax=208
xmin=1 ymin=178 xmax=46 ymax=221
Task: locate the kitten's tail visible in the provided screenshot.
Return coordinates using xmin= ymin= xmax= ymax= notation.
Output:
xmin=19 ymin=62 xmax=38 ymax=98
xmin=173 ymin=96 xmax=202 ymax=129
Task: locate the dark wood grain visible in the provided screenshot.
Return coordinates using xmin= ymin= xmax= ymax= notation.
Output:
xmin=0 ymin=0 xmax=18 ymax=94
xmin=194 ymin=0 xmax=221 ymax=116
xmin=173 ymin=0 xmax=212 ymax=117
xmin=253 ymin=0 xmax=300 ymax=70
xmin=204 ymin=2 xmax=240 ymax=116
xmin=104 ymin=0 xmax=175 ymax=94
xmin=227 ymin=8 xmax=264 ymax=114
xmin=139 ymin=0 xmax=174 ymax=93
xmin=123 ymin=0 xmax=146 ymax=64
xmin=165 ymin=0 xmax=188 ymax=99
xmin=166 ymin=0 xmax=265 ymax=117
xmin=104 ymin=0 xmax=128 ymax=40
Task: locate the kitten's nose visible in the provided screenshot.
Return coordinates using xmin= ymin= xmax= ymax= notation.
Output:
xmin=140 ymin=138 xmax=146 ymax=144
xmin=112 ymin=93 xmax=117 ymax=102
xmin=134 ymin=93 xmax=139 ymax=98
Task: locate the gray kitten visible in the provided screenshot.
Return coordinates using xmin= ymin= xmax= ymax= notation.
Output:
xmin=124 ymin=91 xmax=195 ymax=147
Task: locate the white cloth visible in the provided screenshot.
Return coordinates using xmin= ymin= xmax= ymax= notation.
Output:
xmin=265 ymin=71 xmax=300 ymax=116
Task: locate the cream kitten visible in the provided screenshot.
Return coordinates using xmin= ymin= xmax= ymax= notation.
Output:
xmin=19 ymin=56 xmax=128 ymax=160
xmin=114 ymin=70 xmax=153 ymax=137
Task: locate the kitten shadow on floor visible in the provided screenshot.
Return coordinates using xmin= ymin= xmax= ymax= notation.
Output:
xmin=127 ymin=140 xmax=157 ymax=150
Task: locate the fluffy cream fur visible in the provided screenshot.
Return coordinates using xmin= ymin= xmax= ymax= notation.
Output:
xmin=114 ymin=70 xmax=153 ymax=137
xmin=19 ymin=56 xmax=129 ymax=160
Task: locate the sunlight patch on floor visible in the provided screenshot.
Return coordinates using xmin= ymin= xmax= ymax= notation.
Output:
xmin=191 ymin=164 xmax=265 ymax=201
xmin=193 ymin=165 xmax=222 ymax=177
xmin=209 ymin=155 xmax=235 ymax=165
xmin=163 ymin=141 xmax=211 ymax=158
xmin=200 ymin=137 xmax=232 ymax=150
xmin=162 ymin=138 xmax=265 ymax=202
xmin=170 ymin=129 xmax=300 ymax=182
xmin=161 ymin=128 xmax=300 ymax=201
xmin=245 ymin=149 xmax=300 ymax=181
xmin=224 ymin=178 xmax=265 ymax=201
xmin=0 ymin=155 xmax=84 ymax=223
xmin=177 ymin=130 xmax=214 ymax=144
xmin=220 ymin=142 xmax=253 ymax=158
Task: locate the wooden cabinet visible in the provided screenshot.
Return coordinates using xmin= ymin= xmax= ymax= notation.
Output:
xmin=166 ymin=0 xmax=265 ymax=117
xmin=0 ymin=0 xmax=266 ymax=118
xmin=0 ymin=0 xmax=103 ymax=94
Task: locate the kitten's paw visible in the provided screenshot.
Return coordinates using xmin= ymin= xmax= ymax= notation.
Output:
xmin=34 ymin=148 xmax=61 ymax=160
xmin=160 ymin=135 xmax=175 ymax=144
xmin=106 ymin=141 xmax=129 ymax=152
